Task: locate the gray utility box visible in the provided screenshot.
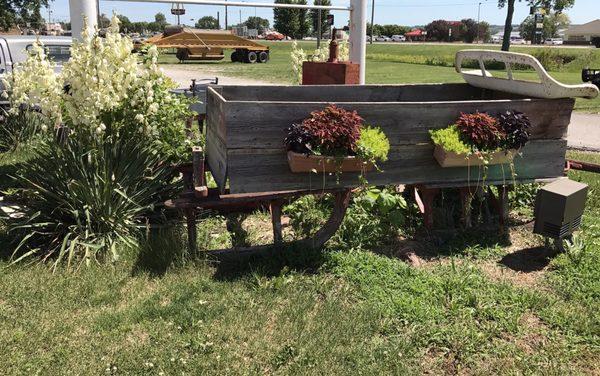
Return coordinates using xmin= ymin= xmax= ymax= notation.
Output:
xmin=534 ymin=179 xmax=588 ymax=239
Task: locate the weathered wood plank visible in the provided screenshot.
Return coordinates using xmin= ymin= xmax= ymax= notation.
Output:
xmin=206 ymin=87 xmax=229 ymax=192
xmin=222 ymin=99 xmax=573 ymax=149
xmin=220 ymin=83 xmax=524 ymax=103
xmin=227 ymin=139 xmax=567 ymax=193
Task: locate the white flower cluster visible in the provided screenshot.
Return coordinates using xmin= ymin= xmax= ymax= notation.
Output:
xmin=1 ymin=43 xmax=63 ymax=129
xmin=3 ymin=15 xmax=178 ymax=137
xmin=61 ymin=16 xmax=140 ymax=129
xmin=290 ymin=40 xmax=350 ymax=85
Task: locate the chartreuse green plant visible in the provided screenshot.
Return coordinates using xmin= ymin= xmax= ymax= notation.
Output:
xmin=429 ymin=124 xmax=471 ymax=154
xmin=357 ymin=126 xmax=390 ymax=168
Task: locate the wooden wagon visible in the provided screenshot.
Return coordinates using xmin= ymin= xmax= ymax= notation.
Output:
xmin=167 ymin=50 xmax=599 ymax=256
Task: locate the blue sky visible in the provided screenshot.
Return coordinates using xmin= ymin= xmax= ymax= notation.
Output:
xmin=46 ymin=0 xmax=598 ymax=28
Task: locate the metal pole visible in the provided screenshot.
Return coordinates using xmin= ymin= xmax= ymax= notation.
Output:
xmin=370 ymin=0 xmax=374 ymax=44
xmin=477 ymin=2 xmax=481 ymax=43
xmin=350 ymin=0 xmax=367 ymax=84
xmin=103 ymin=0 xmax=350 ymax=11
xmin=317 ymin=9 xmax=322 ymax=48
xmin=69 ymin=0 xmax=98 ymax=40
xmin=225 ymin=0 xmax=228 ymax=29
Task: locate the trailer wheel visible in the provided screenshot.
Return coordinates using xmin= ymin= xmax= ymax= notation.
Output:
xmin=593 ymin=38 xmax=600 ymax=48
xmin=245 ymin=51 xmax=258 ymax=64
xmin=258 ymin=51 xmax=269 ymax=63
xmin=231 ymin=51 xmax=239 ymax=62
xmin=176 ymin=48 xmax=189 ymax=62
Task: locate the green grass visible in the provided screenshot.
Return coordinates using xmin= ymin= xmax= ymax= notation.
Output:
xmin=0 ymin=149 xmax=599 ymax=374
xmin=160 ymin=41 xmax=600 ymax=112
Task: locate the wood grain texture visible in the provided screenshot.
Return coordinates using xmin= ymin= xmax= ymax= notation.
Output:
xmin=227 ymin=140 xmax=567 ymax=193
xmin=205 ymin=84 xmax=574 ymax=194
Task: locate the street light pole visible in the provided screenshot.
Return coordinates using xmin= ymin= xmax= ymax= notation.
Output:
xmin=370 ymin=0 xmax=374 ymax=44
xmin=225 ymin=0 xmax=228 ymax=30
xmin=477 ymin=2 xmax=481 ymax=43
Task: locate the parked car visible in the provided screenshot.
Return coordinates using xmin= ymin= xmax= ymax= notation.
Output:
xmin=375 ymin=36 xmax=391 ymax=42
xmin=545 ymin=38 xmax=564 ymax=45
xmin=0 ymin=35 xmax=72 ymax=107
xmin=510 ymin=37 xmax=527 ymax=45
xmin=264 ymin=32 xmax=285 ymax=41
xmin=391 ymin=35 xmax=406 ymax=42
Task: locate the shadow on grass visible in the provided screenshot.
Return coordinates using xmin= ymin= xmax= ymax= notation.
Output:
xmin=132 ymin=222 xmax=327 ymax=281
xmin=499 ymin=246 xmax=558 ymax=273
xmin=210 ymin=244 xmax=326 ymax=282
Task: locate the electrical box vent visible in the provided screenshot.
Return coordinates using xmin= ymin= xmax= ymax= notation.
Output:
xmin=534 ymin=179 xmax=588 ymax=239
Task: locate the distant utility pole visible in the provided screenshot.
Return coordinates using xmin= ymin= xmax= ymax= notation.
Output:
xmin=239 ymin=9 xmax=242 ymax=25
xmin=477 ymin=2 xmax=482 ymax=43
xmin=217 ymin=11 xmax=220 ymax=29
xmin=225 ymin=0 xmax=228 ymax=30
xmin=370 ymin=0 xmax=375 ymax=44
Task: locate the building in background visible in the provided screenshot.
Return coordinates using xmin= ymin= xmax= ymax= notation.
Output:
xmin=564 ymin=19 xmax=600 ymax=47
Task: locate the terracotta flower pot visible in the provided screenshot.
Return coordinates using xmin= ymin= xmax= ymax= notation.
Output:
xmin=287 ymin=151 xmax=374 ymax=173
xmin=433 ymin=145 xmax=518 ymax=168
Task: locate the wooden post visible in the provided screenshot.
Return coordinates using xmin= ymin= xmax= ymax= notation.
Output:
xmin=185 ymin=208 xmax=197 ymax=254
xmin=192 ymin=146 xmax=208 ymax=198
xmin=416 ymin=186 xmax=439 ymax=230
xmin=459 ymin=186 xmax=474 ymax=228
xmin=270 ymin=200 xmax=284 ymax=244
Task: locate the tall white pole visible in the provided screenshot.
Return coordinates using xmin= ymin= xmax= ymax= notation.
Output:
xmin=69 ymin=0 xmax=98 ymax=40
xmin=349 ymin=0 xmax=367 ymax=84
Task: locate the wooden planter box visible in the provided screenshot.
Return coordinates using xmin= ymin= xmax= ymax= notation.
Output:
xmin=433 ymin=145 xmax=518 ymax=168
xmin=287 ymin=151 xmax=374 ymax=173
xmin=206 ymin=84 xmax=574 ymax=194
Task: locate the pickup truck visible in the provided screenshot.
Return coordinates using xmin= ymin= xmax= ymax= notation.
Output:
xmin=0 ymin=35 xmax=72 ymax=107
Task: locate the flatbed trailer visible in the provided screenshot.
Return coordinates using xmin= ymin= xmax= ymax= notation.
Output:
xmin=145 ymin=26 xmax=270 ymax=63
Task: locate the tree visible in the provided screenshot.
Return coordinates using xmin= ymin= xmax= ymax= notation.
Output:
xmin=195 ymin=16 xmax=219 ymax=29
xmin=478 ymin=21 xmax=492 ymax=42
xmin=244 ymin=16 xmax=270 ymax=33
xmin=310 ymin=0 xmax=331 ymax=37
xmin=0 ymin=0 xmax=48 ymax=31
xmin=498 ymin=0 xmax=575 ymax=51
xmin=460 ymin=19 xmax=478 ymax=43
xmin=154 ymin=12 xmax=168 ymax=31
xmin=426 ymin=20 xmax=451 ymax=42
xmin=274 ymin=0 xmax=310 ymax=39
xmin=519 ymin=12 xmax=569 ymax=41
xmin=117 ymin=15 xmax=133 ymax=33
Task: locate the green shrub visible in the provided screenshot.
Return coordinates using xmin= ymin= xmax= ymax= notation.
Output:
xmin=0 ymin=107 xmax=44 ymax=152
xmin=8 ymin=133 xmax=178 ymax=268
xmin=357 ymin=126 xmax=391 ymax=165
xmin=429 ymin=125 xmax=471 ymax=154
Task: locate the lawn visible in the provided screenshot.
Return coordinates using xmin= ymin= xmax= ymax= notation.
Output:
xmin=1 ymin=147 xmax=599 ymax=374
xmin=160 ymin=41 xmax=600 ymax=112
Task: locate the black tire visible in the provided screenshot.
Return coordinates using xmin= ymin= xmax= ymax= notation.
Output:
xmin=258 ymin=51 xmax=269 ymax=63
xmin=231 ymin=51 xmax=239 ymax=62
xmin=593 ymin=38 xmax=600 ymax=48
xmin=175 ymin=48 xmax=189 ymax=62
xmin=245 ymin=51 xmax=258 ymax=64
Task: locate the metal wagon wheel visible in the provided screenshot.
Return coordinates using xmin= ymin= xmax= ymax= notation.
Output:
xmin=167 ymin=189 xmax=352 ymax=259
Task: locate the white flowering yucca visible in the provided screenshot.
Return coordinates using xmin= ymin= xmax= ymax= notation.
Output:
xmin=61 ymin=16 xmax=140 ymax=129
xmin=4 ymin=15 xmax=187 ymax=140
xmin=4 ymin=15 xmax=195 ymax=267
xmin=290 ymin=39 xmax=350 ymax=85
xmin=1 ymin=43 xmax=63 ymax=129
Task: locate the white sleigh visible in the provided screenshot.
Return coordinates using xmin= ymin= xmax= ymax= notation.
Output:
xmin=455 ymin=49 xmax=599 ymax=99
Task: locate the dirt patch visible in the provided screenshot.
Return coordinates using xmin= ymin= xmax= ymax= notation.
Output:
xmin=514 ymin=312 xmax=550 ymax=354
xmin=480 ymin=260 xmax=544 ymax=289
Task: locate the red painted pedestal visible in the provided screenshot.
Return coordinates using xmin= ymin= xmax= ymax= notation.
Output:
xmin=302 ymin=61 xmax=360 ymax=85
